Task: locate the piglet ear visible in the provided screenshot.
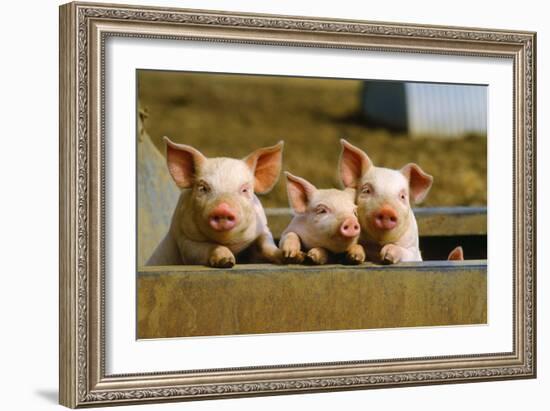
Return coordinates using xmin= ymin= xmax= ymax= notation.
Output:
xmin=164 ymin=136 xmax=206 ymax=189
xmin=284 ymin=172 xmax=317 ymax=214
xmin=447 ymin=246 xmax=464 ymax=261
xmin=244 ymin=141 xmax=284 ymax=194
xmin=339 ymin=139 xmax=373 ymax=188
xmin=400 ymin=163 xmax=433 ymax=204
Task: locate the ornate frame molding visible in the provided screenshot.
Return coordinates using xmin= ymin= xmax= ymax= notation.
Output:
xmin=59 ymin=2 xmax=536 ymax=408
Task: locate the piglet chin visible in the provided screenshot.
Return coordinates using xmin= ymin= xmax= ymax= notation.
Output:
xmin=364 ymin=220 xmax=407 ymax=245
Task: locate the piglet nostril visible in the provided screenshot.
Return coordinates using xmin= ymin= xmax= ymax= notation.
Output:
xmin=373 ymin=206 xmax=398 ymax=230
xmin=208 ymin=202 xmax=238 ymax=232
xmin=340 ymin=217 xmax=360 ymax=238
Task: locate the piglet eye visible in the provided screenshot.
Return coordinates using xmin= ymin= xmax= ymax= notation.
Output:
xmin=400 ymin=193 xmax=406 ymax=201
xmin=240 ymin=185 xmax=250 ymax=195
xmin=353 ymin=208 xmax=358 ymax=217
xmin=197 ymin=182 xmax=210 ymax=193
xmin=316 ymin=205 xmax=329 ymax=215
xmin=362 ymin=184 xmax=373 ymax=195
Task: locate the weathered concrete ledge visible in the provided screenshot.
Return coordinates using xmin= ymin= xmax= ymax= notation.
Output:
xmin=137 ymin=261 xmax=487 ymax=339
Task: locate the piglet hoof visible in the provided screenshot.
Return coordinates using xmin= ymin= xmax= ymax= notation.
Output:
xmin=345 ymin=244 xmax=365 ymax=265
xmin=208 ymin=246 xmax=236 ymax=268
xmin=380 ymin=244 xmax=402 ymax=265
xmin=283 ymin=251 xmax=306 ymax=264
xmin=281 ymin=246 xmax=305 ymax=264
xmin=306 ymin=247 xmax=329 ymax=265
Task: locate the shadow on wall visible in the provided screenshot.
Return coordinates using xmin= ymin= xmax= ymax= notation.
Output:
xmin=34 ymin=389 xmax=58 ymax=404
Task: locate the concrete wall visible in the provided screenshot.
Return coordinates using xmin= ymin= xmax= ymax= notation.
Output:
xmin=138 ymin=261 xmax=487 ymax=339
xmin=137 ymin=108 xmax=180 ymax=266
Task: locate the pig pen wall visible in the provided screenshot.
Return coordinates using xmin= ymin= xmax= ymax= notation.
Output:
xmin=138 ymin=261 xmax=487 ymax=339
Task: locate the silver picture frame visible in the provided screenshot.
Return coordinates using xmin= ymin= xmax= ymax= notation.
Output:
xmin=59 ymin=1 xmax=536 ymax=407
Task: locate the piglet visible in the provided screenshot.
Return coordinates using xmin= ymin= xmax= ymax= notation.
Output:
xmin=339 ymin=139 xmax=433 ymax=264
xmin=279 ymin=172 xmax=365 ymax=265
xmin=146 ymin=138 xmax=284 ymax=268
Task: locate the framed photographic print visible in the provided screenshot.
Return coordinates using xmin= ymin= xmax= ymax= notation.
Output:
xmin=59 ymin=1 xmax=536 ymax=408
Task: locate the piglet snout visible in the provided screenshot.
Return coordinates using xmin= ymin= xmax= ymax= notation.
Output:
xmin=208 ymin=202 xmax=237 ymax=231
xmin=340 ymin=217 xmax=360 ymax=238
xmin=373 ymin=206 xmax=398 ymax=230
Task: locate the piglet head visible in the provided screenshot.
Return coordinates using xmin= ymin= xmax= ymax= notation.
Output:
xmin=339 ymin=139 xmax=433 ymax=244
xmin=165 ymin=137 xmax=283 ymax=242
xmin=285 ymin=172 xmax=360 ymax=253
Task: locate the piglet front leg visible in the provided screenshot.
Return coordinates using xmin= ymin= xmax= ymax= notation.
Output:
xmin=280 ymin=232 xmax=306 ymax=264
xmin=253 ymin=232 xmax=283 ymax=264
xmin=306 ymin=247 xmax=330 ymax=265
xmin=208 ymin=245 xmax=237 ymax=268
xmin=345 ymin=244 xmax=366 ymax=265
xmin=380 ymin=244 xmax=418 ymax=264
xmin=178 ymin=237 xmax=236 ymax=268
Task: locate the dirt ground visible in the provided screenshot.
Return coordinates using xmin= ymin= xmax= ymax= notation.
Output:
xmin=137 ymin=70 xmax=486 ymax=208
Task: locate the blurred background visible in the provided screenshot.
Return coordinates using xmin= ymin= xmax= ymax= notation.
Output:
xmin=137 ymin=70 xmax=487 ymax=208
